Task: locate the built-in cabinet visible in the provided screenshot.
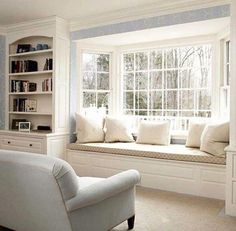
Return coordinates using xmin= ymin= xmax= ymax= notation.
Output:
xmin=0 ymin=17 xmax=70 ymax=159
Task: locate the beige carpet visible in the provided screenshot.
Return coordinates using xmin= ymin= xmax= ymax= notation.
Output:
xmin=1 ymin=187 xmax=236 ymax=231
xmin=113 ymin=187 xmax=236 ymax=231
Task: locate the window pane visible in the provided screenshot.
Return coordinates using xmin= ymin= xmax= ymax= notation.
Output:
xmin=226 ymin=64 xmax=230 ymax=86
xmin=135 ymin=52 xmax=148 ymax=71
xmin=180 ymin=69 xmax=194 ymax=89
xmin=166 ymin=70 xmax=178 ymax=89
xmin=165 ymin=91 xmax=178 ymax=109
xmin=124 ymin=109 xmax=134 ymax=115
xmin=97 ymin=54 xmax=109 ymax=72
xmin=123 ymin=73 xmax=134 ymax=90
xmin=196 ymin=111 xmax=211 ymax=117
xmin=135 ymin=91 xmax=147 ymax=109
xmin=123 ymin=53 xmax=134 ymax=71
xmin=97 ymin=73 xmax=109 ymax=90
xmin=198 ymin=90 xmax=211 ymax=110
xmin=135 ymin=110 xmax=147 ymax=116
xmin=83 ymin=72 xmax=95 ymax=89
xmin=195 ymin=45 xmax=212 ymax=67
xmin=150 ymin=71 xmax=162 ymax=89
xmin=179 ymin=47 xmax=195 ymax=68
xmin=150 ymin=50 xmax=162 ymax=69
xmin=83 ymin=53 xmax=95 ymax=71
xmin=83 ymin=92 xmax=96 ymax=107
xmin=164 ymin=111 xmax=178 ymax=116
xmin=124 ymin=92 xmax=134 ymax=109
xmin=180 ymin=90 xmax=194 ymax=110
xmin=195 ymin=68 xmax=211 ymax=88
xmin=135 ymin=72 xmax=148 ymax=90
xmin=150 ymin=91 xmax=162 ymax=110
xmin=150 ymin=111 xmax=163 ymax=116
xmin=97 ymin=92 xmax=109 ymax=109
xmin=180 ymin=111 xmax=194 ymax=117
xmin=165 ymin=49 xmax=178 ymax=68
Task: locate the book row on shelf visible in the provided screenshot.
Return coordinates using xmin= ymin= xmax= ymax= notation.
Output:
xmin=42 ymin=78 xmax=53 ymax=92
xmin=11 ymin=58 xmax=53 ymax=73
xmin=10 ymin=78 xmax=52 ymax=93
xmin=13 ymin=98 xmax=37 ymax=112
xmin=11 ymin=80 xmax=37 ymax=92
xmin=11 ymin=60 xmax=38 ymax=73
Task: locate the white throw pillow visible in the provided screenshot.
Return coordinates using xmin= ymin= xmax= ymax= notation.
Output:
xmin=185 ymin=121 xmax=206 ymax=148
xmin=200 ymin=122 xmax=229 ymax=157
xmin=104 ymin=117 xmax=134 ymax=143
xmin=76 ymin=114 xmax=104 ymax=144
xmin=136 ymin=120 xmax=170 ymax=145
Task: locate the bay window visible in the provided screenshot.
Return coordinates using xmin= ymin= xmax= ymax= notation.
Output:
xmin=122 ymin=44 xmax=212 ymax=130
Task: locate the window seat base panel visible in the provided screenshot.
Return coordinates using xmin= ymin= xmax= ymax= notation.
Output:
xmin=66 ymin=146 xmax=226 ymax=200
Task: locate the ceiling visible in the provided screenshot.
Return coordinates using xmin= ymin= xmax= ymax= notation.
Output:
xmin=79 ymin=17 xmax=229 ymax=46
xmin=0 ymin=0 xmax=172 ymax=26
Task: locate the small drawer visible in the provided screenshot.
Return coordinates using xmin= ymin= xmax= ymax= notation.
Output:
xmin=1 ymin=136 xmax=44 ymax=154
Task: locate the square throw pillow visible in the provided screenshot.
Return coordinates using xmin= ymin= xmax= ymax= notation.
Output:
xmin=136 ymin=120 xmax=170 ymax=145
xmin=200 ymin=122 xmax=229 ymax=157
xmin=185 ymin=121 xmax=206 ymax=148
xmin=76 ymin=114 xmax=104 ymax=144
xmin=104 ymin=116 xmax=134 ymax=143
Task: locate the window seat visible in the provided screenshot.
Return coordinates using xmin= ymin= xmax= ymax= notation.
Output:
xmin=67 ymin=142 xmax=225 ymax=165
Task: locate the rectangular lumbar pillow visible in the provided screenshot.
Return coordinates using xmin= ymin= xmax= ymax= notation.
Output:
xmin=136 ymin=120 xmax=170 ymax=145
xmin=200 ymin=122 xmax=229 ymax=157
xmin=104 ymin=116 xmax=134 ymax=143
xmin=185 ymin=120 xmax=206 ymax=148
xmin=76 ymin=113 xmax=104 ymax=143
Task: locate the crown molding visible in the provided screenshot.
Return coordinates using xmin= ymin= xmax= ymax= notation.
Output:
xmin=0 ymin=26 xmax=6 ymax=35
xmin=5 ymin=16 xmax=69 ymax=34
xmin=70 ymin=0 xmax=230 ymax=31
xmin=6 ymin=16 xmax=58 ymax=33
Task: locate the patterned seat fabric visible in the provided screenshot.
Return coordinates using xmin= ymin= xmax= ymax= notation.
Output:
xmin=68 ymin=142 xmax=226 ymax=165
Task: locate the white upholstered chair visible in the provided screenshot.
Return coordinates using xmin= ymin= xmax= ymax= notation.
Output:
xmin=0 ymin=150 xmax=140 ymax=231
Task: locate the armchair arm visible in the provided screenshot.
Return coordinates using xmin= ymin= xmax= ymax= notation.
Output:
xmin=66 ymin=169 xmax=140 ymax=212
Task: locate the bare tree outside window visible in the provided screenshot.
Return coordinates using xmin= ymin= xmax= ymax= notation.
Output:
xmin=122 ymin=44 xmax=212 ymax=130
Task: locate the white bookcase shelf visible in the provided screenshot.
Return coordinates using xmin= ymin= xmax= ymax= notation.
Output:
xmin=9 ymin=49 xmax=53 ymax=57
xmin=9 ymin=70 xmax=53 ymax=76
xmin=9 ymin=111 xmax=52 ymax=115
xmin=9 ymin=91 xmax=52 ymax=95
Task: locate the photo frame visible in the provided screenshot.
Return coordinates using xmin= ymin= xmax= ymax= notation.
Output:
xmin=19 ymin=122 xmax=31 ymax=132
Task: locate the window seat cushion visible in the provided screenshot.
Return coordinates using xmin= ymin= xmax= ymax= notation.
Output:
xmin=67 ymin=142 xmax=225 ymax=165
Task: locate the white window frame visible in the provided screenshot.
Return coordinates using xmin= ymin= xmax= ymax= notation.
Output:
xmin=117 ymin=35 xmax=217 ymax=132
xmin=220 ymin=38 xmax=230 ymax=118
xmin=77 ymin=44 xmax=115 ymax=115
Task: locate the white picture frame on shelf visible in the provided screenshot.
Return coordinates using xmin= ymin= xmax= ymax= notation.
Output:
xmin=19 ymin=122 xmax=31 ymax=132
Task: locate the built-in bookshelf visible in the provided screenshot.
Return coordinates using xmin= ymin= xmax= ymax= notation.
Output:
xmin=8 ymin=36 xmax=54 ymax=131
xmin=0 ymin=17 xmax=70 ymax=158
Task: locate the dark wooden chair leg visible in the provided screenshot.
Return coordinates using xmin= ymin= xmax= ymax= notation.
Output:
xmin=127 ymin=215 xmax=135 ymax=230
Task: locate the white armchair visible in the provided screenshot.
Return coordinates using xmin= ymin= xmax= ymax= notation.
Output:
xmin=0 ymin=150 xmax=140 ymax=231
